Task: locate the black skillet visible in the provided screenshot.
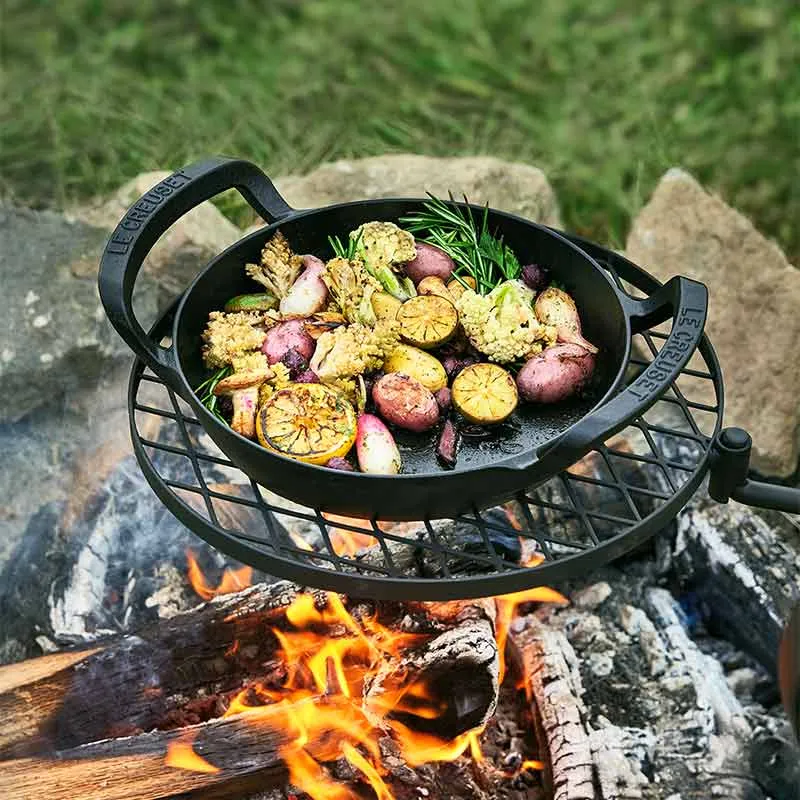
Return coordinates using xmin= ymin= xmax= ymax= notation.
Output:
xmin=99 ymin=157 xmax=707 ymax=520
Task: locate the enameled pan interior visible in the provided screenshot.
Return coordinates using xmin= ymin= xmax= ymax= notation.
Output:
xmin=175 ymin=200 xmax=629 ymax=476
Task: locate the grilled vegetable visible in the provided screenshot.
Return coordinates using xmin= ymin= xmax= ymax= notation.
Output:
xmin=383 ymin=344 xmax=447 ymax=392
xmin=452 ymin=363 xmax=518 ymax=424
xmin=434 ymin=386 xmax=452 ymax=412
xmin=356 ymin=414 xmax=402 ymax=474
xmin=279 ymin=255 xmax=329 ymax=316
xmin=214 ymin=366 xmax=273 ymax=439
xmin=325 ymin=456 xmax=355 ymax=471
xmin=246 ymin=231 xmax=303 ymax=299
xmin=516 ymin=344 xmax=596 ymax=404
xmin=447 ymin=275 xmax=476 ymax=300
xmin=404 ymin=242 xmax=455 ymax=284
xmin=417 ymin=276 xmax=453 ymax=300
xmin=323 ymin=257 xmax=379 ymax=325
xmin=371 ymin=291 xmax=403 ymax=321
xmin=520 ymin=264 xmax=550 ymax=292
xmin=224 ymin=293 xmax=278 ymax=312
xmin=256 ymin=383 xmax=357 ymax=464
xmin=262 ymin=319 xmax=316 ymax=365
xmin=372 ymin=373 xmax=439 ymax=432
xmin=436 ymin=419 xmax=459 ymax=468
xmin=534 ymin=287 xmax=598 ymax=354
xmin=396 ymin=295 xmax=459 ymax=349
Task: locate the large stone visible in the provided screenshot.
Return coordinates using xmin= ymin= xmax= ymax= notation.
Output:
xmin=0 ymin=205 xmax=158 ymax=424
xmin=71 ymin=170 xmax=241 ymax=297
xmin=626 ymin=169 xmax=800 ymax=476
xmin=274 ymin=154 xmax=562 ymax=226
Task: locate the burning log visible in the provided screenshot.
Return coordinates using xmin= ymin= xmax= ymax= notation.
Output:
xmin=0 ymin=580 xmax=503 ymax=800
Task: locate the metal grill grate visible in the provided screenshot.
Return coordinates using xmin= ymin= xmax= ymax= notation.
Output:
xmin=129 ymin=243 xmax=723 ymax=600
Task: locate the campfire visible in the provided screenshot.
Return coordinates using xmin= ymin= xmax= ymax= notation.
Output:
xmin=0 ymin=547 xmax=568 ymax=800
xmin=171 ymin=553 xmax=564 ymax=799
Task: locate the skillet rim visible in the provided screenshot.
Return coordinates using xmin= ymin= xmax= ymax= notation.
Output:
xmin=170 ymin=198 xmax=631 ymax=481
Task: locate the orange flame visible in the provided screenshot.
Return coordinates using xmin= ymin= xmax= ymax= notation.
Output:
xmin=495 ymin=585 xmax=569 ymax=684
xmin=172 ymin=534 xmax=566 ymax=797
xmin=186 ymin=550 xmax=252 ymax=601
xmin=164 ymin=740 xmax=219 ymax=774
xmin=322 ymin=513 xmax=383 ymax=556
xmin=522 ymin=758 xmax=545 ymax=771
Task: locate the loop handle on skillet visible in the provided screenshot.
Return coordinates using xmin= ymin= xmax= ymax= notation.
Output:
xmin=530 ymin=273 xmax=709 ymax=470
xmin=98 ymin=157 xmax=293 ymax=398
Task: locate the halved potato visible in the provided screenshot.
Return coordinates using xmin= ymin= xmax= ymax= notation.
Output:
xmin=383 ymin=344 xmax=447 ymax=393
xmin=396 ymin=295 xmax=458 ymax=349
xmin=452 ymin=363 xmax=518 ymax=424
xmin=371 ymin=291 xmax=403 ymax=321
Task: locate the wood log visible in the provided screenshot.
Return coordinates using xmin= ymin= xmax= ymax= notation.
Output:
xmin=0 ymin=713 xmax=287 ymax=800
xmin=672 ymin=496 xmax=800 ymax=675
xmin=0 ymin=581 xmax=501 ymax=799
xmin=510 ymin=617 xmax=595 ymax=800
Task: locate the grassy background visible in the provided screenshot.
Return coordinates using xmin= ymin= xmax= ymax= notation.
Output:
xmin=3 ymin=0 xmax=799 ymax=259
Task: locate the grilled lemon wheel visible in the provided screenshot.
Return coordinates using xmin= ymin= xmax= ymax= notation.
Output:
xmin=452 ymin=363 xmax=518 ymax=425
xmin=396 ymin=295 xmax=458 ymax=349
xmin=256 ymin=383 xmax=357 ymax=465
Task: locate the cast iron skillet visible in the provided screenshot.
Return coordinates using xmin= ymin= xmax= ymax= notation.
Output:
xmin=99 ymin=157 xmax=708 ymax=520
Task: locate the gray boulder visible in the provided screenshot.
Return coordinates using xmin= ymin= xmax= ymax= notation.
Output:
xmin=626 ymin=169 xmax=800 ymax=476
xmin=0 ymin=205 xmax=159 ymax=424
xmin=274 ymin=154 xmax=562 ymax=226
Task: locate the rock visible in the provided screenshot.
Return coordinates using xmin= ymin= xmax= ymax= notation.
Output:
xmin=274 ymin=154 xmax=562 ymax=227
xmin=70 ymin=170 xmax=241 ymax=298
xmin=626 ymin=168 xmax=800 ymax=476
xmin=0 ymin=205 xmax=159 ymax=424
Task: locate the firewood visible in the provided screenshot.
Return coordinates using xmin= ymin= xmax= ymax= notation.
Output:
xmin=0 ymin=579 xmax=501 ymax=799
xmin=0 ymin=713 xmax=288 ymax=800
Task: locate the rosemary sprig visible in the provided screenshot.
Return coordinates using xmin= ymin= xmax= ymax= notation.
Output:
xmin=195 ymin=365 xmax=232 ymax=423
xmin=401 ymin=195 xmax=521 ymax=294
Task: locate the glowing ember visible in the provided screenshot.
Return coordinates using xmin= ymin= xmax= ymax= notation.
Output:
xmin=165 ymin=739 xmax=219 ymax=774
xmin=522 ymin=758 xmax=545 ymax=771
xmin=186 ymin=549 xmax=252 ymax=600
xmin=172 ymin=536 xmax=565 ymax=798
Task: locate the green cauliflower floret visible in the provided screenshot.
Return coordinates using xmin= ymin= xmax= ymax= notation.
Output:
xmin=351 ymin=222 xmax=417 ymax=301
xmin=456 ymin=280 xmax=557 ymax=364
xmin=323 ymin=257 xmax=380 ymax=326
xmin=309 ymin=320 xmax=400 ymax=381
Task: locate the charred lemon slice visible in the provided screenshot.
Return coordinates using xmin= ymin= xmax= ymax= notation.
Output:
xmin=396 ymin=295 xmax=458 ymax=349
xmin=256 ymin=383 xmax=357 ymax=464
xmin=452 ymin=363 xmax=518 ymax=425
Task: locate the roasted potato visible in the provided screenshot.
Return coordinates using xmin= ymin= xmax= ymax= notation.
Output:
xmin=371 ymin=291 xmax=404 ymax=321
xmin=404 ymin=242 xmax=455 ymax=284
xmin=372 ymin=373 xmax=439 ymax=432
xmin=516 ymin=344 xmax=595 ymax=403
xmin=383 ymin=344 xmax=448 ymax=392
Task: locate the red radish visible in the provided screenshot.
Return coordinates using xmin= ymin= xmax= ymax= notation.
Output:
xmin=356 ymin=414 xmax=402 ymax=474
xmin=279 ymin=255 xmax=328 ymax=316
xmin=534 ymin=287 xmax=598 ymax=354
xmin=325 ymin=456 xmax=354 ymax=471
xmin=404 ymin=243 xmax=455 ymax=284
xmin=261 ymin=319 xmax=315 ymax=364
xmin=516 ymin=344 xmax=596 ymax=404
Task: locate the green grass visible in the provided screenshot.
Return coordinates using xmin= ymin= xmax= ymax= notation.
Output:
xmin=3 ymin=0 xmax=799 ymax=260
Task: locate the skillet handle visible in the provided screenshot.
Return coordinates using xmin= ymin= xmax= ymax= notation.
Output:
xmin=98 ymin=157 xmax=294 ymax=399
xmin=533 ymin=275 xmax=708 ymax=467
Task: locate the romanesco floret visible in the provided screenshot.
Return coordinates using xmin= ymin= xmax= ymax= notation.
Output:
xmin=323 ymin=257 xmax=380 ymax=326
xmin=456 ymin=280 xmax=557 ymax=364
xmin=201 ymin=311 xmax=269 ymax=368
xmin=232 ymin=351 xmax=269 ymax=373
xmin=309 ymin=320 xmax=400 ymax=381
xmin=258 ymin=363 xmax=293 ymax=406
